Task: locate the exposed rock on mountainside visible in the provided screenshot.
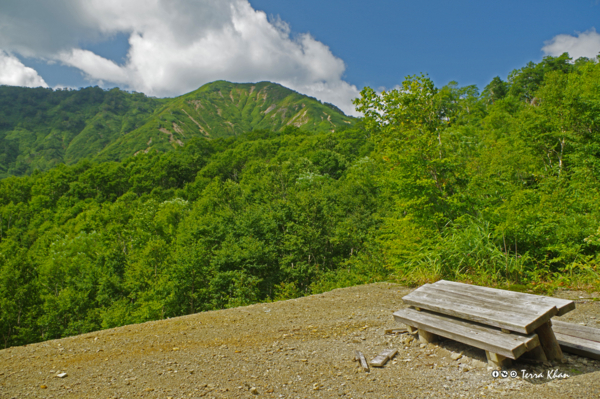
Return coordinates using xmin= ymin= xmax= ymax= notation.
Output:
xmin=97 ymin=81 xmax=355 ymax=162
xmin=0 ymin=82 xmax=354 ymax=177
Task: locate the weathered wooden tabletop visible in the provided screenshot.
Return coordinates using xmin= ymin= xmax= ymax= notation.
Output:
xmin=401 ymin=280 xmax=575 ymax=334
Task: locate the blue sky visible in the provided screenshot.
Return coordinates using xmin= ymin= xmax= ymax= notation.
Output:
xmin=0 ymin=0 xmax=598 ymax=115
xmin=248 ymin=0 xmax=600 ymax=89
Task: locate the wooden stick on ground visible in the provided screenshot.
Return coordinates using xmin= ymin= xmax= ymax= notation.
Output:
xmin=384 ymin=328 xmax=408 ymax=335
xmin=355 ymin=351 xmax=370 ymax=372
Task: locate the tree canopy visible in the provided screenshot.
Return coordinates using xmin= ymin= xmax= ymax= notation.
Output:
xmin=1 ymin=54 xmax=599 ymax=348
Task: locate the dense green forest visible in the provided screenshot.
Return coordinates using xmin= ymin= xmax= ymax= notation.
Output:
xmin=0 ymin=81 xmax=353 ymax=178
xmin=1 ymin=54 xmax=600 ymax=348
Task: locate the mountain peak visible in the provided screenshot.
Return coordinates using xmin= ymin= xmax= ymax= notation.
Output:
xmin=97 ymin=81 xmax=354 ymax=161
xmin=0 ymin=82 xmax=355 ymax=176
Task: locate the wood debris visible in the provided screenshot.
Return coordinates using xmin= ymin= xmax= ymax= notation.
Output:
xmin=354 ymin=350 xmax=370 ymax=372
xmin=369 ymin=349 xmax=398 ymax=367
xmin=384 ymin=328 xmax=408 ymax=335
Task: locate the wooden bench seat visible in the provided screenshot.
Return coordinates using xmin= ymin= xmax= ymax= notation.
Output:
xmin=552 ymin=320 xmax=600 ymax=360
xmin=401 ymin=281 xmax=574 ymax=334
xmin=397 ymin=281 xmax=576 ymax=363
xmin=393 ymin=308 xmax=542 ymax=364
xmin=433 ymin=280 xmax=575 ymax=316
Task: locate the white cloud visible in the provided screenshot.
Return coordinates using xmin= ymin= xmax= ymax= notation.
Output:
xmin=0 ymin=0 xmax=360 ymax=115
xmin=0 ymin=1 xmax=98 ymax=57
xmin=0 ymin=51 xmax=47 ymax=88
xmin=542 ymin=28 xmax=600 ymax=60
xmin=58 ymin=48 xmax=130 ymax=85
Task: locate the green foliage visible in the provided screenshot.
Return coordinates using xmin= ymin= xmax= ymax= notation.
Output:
xmin=507 ymin=52 xmax=573 ymax=103
xmin=358 ymin=56 xmax=600 ymax=289
xmin=0 ymin=82 xmax=354 ymax=177
xmin=0 ymin=124 xmax=374 ymax=347
xmin=482 ymin=77 xmax=509 ymax=104
xmin=0 ymin=86 xmax=164 ymax=178
xmin=2 ymin=55 xmax=600 ymax=349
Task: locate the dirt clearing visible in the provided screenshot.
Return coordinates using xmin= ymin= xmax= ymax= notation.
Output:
xmin=1 ymin=283 xmax=599 ymax=398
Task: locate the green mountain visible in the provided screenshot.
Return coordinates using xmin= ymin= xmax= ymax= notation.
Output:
xmin=0 ymin=86 xmax=164 ymax=177
xmin=0 ymin=81 xmax=354 ymax=177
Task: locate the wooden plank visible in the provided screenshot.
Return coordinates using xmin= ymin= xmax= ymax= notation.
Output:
xmin=369 ymin=353 xmax=389 ymax=367
xmin=383 ymin=348 xmax=398 ymax=359
xmin=430 ymin=281 xmax=560 ymax=316
xmin=402 ymin=287 xmax=553 ymax=334
xmin=552 ymin=320 xmax=600 ymax=343
xmin=535 ymin=321 xmax=564 ymax=361
xmin=417 ymin=285 xmax=557 ymax=323
xmin=369 ymin=349 xmax=398 ymax=367
xmin=434 ymin=280 xmax=575 ymax=316
xmin=555 ymin=332 xmax=600 ymax=360
xmin=393 ymin=308 xmax=539 ymax=359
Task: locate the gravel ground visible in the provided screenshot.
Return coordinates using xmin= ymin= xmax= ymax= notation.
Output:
xmin=1 ymin=283 xmax=599 ymax=399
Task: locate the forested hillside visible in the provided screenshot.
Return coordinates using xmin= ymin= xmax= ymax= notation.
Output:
xmin=0 ymin=81 xmax=354 ymax=178
xmin=96 ymin=81 xmax=354 ymax=163
xmin=1 ymin=54 xmax=599 ymax=348
xmin=0 ymin=86 xmax=164 ymax=177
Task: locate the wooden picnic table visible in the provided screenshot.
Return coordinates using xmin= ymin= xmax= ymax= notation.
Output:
xmin=396 ymin=280 xmax=576 ymax=364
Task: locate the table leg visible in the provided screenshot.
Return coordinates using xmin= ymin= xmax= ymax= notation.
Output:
xmin=486 ymin=351 xmax=511 ymax=368
xmin=418 ymin=329 xmax=437 ymax=344
xmin=534 ymin=321 xmax=564 ymax=361
xmin=522 ymin=345 xmax=548 ymax=363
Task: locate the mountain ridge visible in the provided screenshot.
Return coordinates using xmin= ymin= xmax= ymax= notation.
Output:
xmin=96 ymin=80 xmax=354 ymax=162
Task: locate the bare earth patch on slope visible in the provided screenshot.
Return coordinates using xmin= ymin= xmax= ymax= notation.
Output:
xmin=0 ymin=283 xmax=598 ymax=398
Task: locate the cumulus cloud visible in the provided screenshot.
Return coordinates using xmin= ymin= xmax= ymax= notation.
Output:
xmin=58 ymin=48 xmax=130 ymax=85
xmin=0 ymin=51 xmax=47 ymax=88
xmin=0 ymin=0 xmax=360 ymax=115
xmin=542 ymin=28 xmax=600 ymax=60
